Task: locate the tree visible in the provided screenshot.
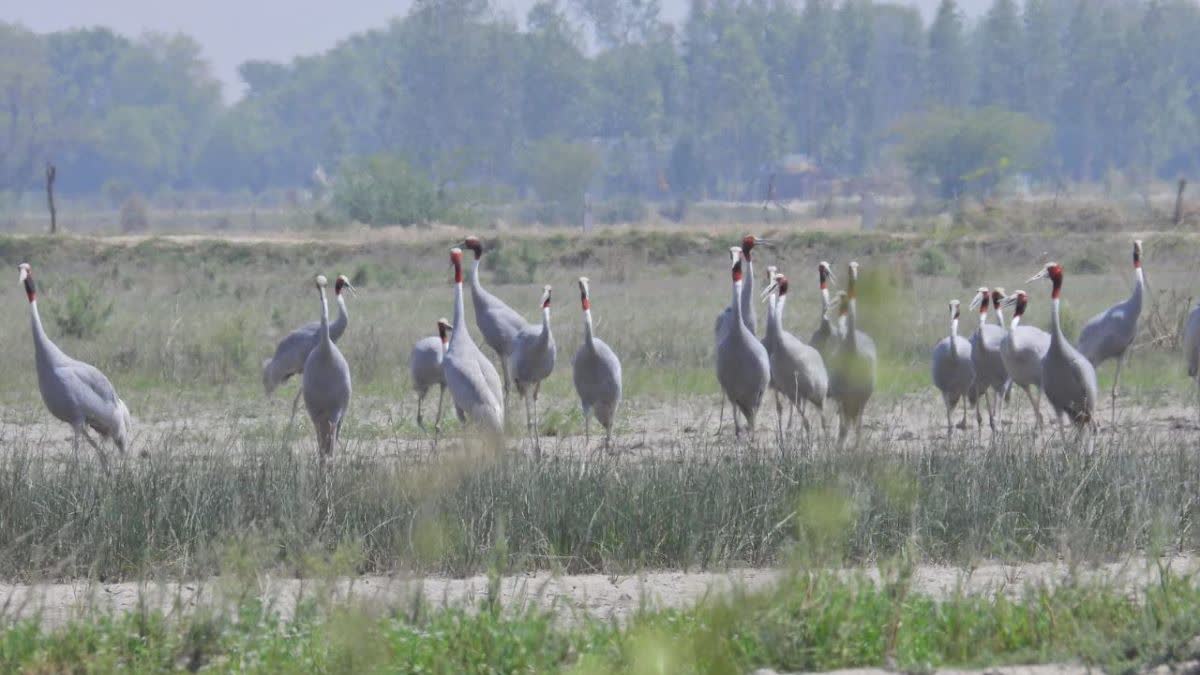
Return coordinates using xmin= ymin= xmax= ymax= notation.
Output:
xmin=927 ymin=0 xmax=969 ymax=108
xmin=0 ymin=23 xmax=52 ymax=191
xmin=976 ymin=0 xmax=1024 ymax=110
xmin=1021 ymin=0 xmax=1063 ymax=121
xmin=332 ymin=154 xmax=445 ymax=226
xmin=519 ymin=138 xmax=600 ymax=222
xmin=899 ymin=107 xmax=1049 ymax=200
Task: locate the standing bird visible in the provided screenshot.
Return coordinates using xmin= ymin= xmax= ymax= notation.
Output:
xmin=1184 ymin=301 xmax=1200 ymax=424
xmin=18 ymin=263 xmax=131 ymax=469
xmin=462 ymin=236 xmax=529 ymax=404
xmin=967 ymin=287 xmax=1008 ymax=431
xmin=410 ymin=318 xmax=453 ymax=432
xmin=931 ymin=300 xmax=975 ymax=438
xmin=715 ymin=247 xmax=771 ymax=439
xmin=998 ymin=290 xmax=1051 ymax=429
xmin=828 ymin=262 xmax=877 ymax=448
xmin=810 ymin=261 xmax=839 ymax=361
xmin=444 ymin=248 xmax=505 ymax=439
xmin=1077 ymin=240 xmax=1146 ymax=424
xmin=761 ymin=271 xmax=828 ymax=444
xmin=1028 ymin=263 xmax=1098 ymax=437
xmin=302 ymin=275 xmax=352 ymax=460
xmin=511 ymin=286 xmax=557 ymax=456
xmin=571 ymin=277 xmax=623 ymax=450
xmin=262 ymin=274 xmax=353 ymax=423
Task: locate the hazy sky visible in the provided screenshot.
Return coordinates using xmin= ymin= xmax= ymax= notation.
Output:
xmin=7 ymin=0 xmax=991 ymax=101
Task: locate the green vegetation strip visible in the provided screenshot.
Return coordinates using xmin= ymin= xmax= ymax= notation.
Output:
xmin=4 ymin=570 xmax=1200 ymax=673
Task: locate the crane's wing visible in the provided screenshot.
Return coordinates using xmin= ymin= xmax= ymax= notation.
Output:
xmin=57 ymin=359 xmax=128 ymax=440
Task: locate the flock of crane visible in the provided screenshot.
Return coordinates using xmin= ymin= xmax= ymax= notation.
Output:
xmin=14 ymin=236 xmax=1200 ymax=468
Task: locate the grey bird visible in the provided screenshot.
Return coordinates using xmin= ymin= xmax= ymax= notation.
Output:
xmin=762 ymin=270 xmax=829 ymax=447
xmin=827 ymin=262 xmax=877 ymax=448
xmin=262 ymin=274 xmax=353 ymax=423
xmin=998 ymin=290 xmax=1051 ymax=430
xmin=511 ymin=285 xmax=557 ymax=456
xmin=967 ymin=287 xmax=1009 ymax=431
xmin=810 ymin=261 xmax=839 ymax=361
xmin=444 ymin=248 xmax=505 ymax=439
xmin=1077 ymin=240 xmax=1146 ymax=424
xmin=302 ymin=275 xmax=352 ymax=460
xmin=1028 ymin=263 xmax=1098 ymax=438
xmin=715 ymin=247 xmax=771 ymax=439
xmin=1185 ymin=300 xmax=1200 ymax=424
xmin=462 ymin=236 xmax=529 ymax=404
xmin=571 ymin=277 xmax=623 ymax=450
xmin=18 ymin=263 xmax=131 ymax=470
xmin=410 ymin=318 xmax=453 ymax=432
xmin=931 ymin=300 xmax=976 ymax=438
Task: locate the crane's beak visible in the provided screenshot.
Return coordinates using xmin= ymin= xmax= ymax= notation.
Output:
xmin=755 ymin=238 xmax=774 ymax=248
xmin=998 ymin=294 xmax=1018 ymax=309
xmin=344 ymin=282 xmax=358 ymax=297
xmin=825 ymin=269 xmax=836 ymax=285
xmin=1026 ymin=269 xmax=1049 ymax=283
xmin=760 ymin=280 xmax=779 ymax=302
xmin=968 ymin=292 xmax=984 ymax=311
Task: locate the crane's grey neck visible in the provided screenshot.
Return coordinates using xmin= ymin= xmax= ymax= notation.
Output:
xmin=763 ymin=293 xmax=780 ymax=345
xmin=317 ymin=286 xmax=332 ymax=347
xmin=1130 ymin=267 xmax=1145 ymax=309
xmin=949 ymin=317 xmax=960 ymax=356
xmin=846 ymin=298 xmax=858 ymax=339
xmin=451 ymin=282 xmax=466 ymax=346
xmin=994 ymin=305 xmax=1005 ymax=327
xmin=28 ymin=300 xmax=65 ymax=364
xmin=820 ymin=286 xmax=830 ymax=311
xmin=470 ymin=258 xmax=484 ymax=293
xmin=732 ymin=279 xmax=744 ymax=324
xmin=582 ymin=308 xmax=595 ymax=346
xmin=1010 ymin=315 xmax=1022 ymax=330
xmin=1049 ymin=297 xmax=1065 ymax=346
xmin=535 ymin=306 xmax=552 ymax=346
xmin=740 ymin=260 xmax=755 ymax=332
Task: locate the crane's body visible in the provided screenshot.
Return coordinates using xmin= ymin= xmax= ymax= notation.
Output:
xmin=262 ymin=275 xmax=350 ymax=396
xmin=410 ymin=319 xmax=452 ymax=431
xmin=302 ymin=275 xmax=352 ymax=459
xmin=1185 ymin=301 xmax=1200 ymax=423
xmin=512 ymin=286 xmax=557 ymax=456
xmin=931 ymin=300 xmax=976 ymax=438
xmin=1030 ymin=263 xmax=1098 ymax=437
xmin=810 ymin=261 xmax=839 ymax=361
xmin=999 ymin=291 xmax=1051 ymax=429
xmin=571 ymin=278 xmax=622 ymax=449
xmin=762 ymin=272 xmax=828 ymax=444
xmin=463 ymin=237 xmax=529 ymax=403
xmin=1077 ymin=240 xmax=1145 ymax=423
xmin=716 ymin=248 xmax=770 ymax=439
xmin=828 ymin=262 xmax=877 ymax=448
xmin=444 ymin=248 xmax=505 ymax=439
xmin=968 ymin=288 xmax=1009 ymax=431
xmin=19 ymin=264 xmax=131 ymax=470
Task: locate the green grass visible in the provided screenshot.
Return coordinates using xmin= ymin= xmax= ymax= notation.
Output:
xmin=6 ymin=567 xmax=1200 ymax=673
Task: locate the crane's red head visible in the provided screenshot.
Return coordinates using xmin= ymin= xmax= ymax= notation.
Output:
xmin=450 ymin=248 xmax=464 ymax=284
xmin=991 ymin=288 xmax=1006 ymax=310
xmin=18 ymin=263 xmax=34 ymax=302
xmin=540 ymin=285 xmax=552 ymax=310
xmin=1012 ymin=290 xmax=1029 ymax=317
xmin=463 ymin=236 xmax=484 ymax=260
xmin=578 ymin=277 xmax=591 ymax=311
xmin=437 ymin=318 xmax=452 ymax=343
xmin=740 ymin=235 xmax=771 ymax=261
xmin=1028 ymin=262 xmax=1064 ymax=299
xmin=971 ymin=287 xmax=990 ymax=314
xmin=776 ymin=275 xmax=789 ymax=297
xmin=817 ymin=261 xmax=832 ymax=290
xmin=1133 ymin=239 xmax=1142 ymax=268
xmin=334 ymin=274 xmax=355 ymax=296
xmin=729 ymin=247 xmax=744 ymax=283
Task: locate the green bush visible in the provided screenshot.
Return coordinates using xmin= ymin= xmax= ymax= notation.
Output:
xmin=519 ymin=138 xmax=600 ymax=224
xmin=333 ymin=154 xmax=446 ymax=226
xmin=51 ymin=280 xmax=114 ymax=339
xmin=915 ymin=247 xmax=949 ymax=276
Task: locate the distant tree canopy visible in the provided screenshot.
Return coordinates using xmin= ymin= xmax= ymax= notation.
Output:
xmin=3 ymin=0 xmax=1200 ymax=204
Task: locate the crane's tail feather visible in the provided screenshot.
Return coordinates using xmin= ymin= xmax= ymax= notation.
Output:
xmin=114 ymin=398 xmax=132 ymax=454
xmin=262 ymin=358 xmax=280 ymax=396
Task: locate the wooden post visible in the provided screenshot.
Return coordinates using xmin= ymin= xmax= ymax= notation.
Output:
xmin=1175 ymin=177 xmax=1187 ymax=226
xmin=45 ymin=163 xmax=57 ymax=235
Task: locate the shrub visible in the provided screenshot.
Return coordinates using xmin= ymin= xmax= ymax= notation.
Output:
xmin=333 ymin=155 xmax=445 ymax=226
xmin=120 ymin=194 xmax=150 ymax=232
xmin=915 ymin=247 xmax=949 ymax=276
xmin=51 ymin=280 xmax=114 ymax=339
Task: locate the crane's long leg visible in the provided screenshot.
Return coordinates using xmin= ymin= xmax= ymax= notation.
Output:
xmin=80 ymin=427 xmax=110 ymax=473
xmin=730 ymin=396 xmax=742 ymax=439
xmin=289 ymin=387 xmax=303 ymax=429
xmin=715 ymin=397 xmax=726 ymax=437
xmin=1110 ymin=355 xmax=1125 ymax=427
xmin=945 ymin=399 xmax=953 ymax=440
xmin=434 ymin=384 xmax=446 ymax=433
xmin=1022 ymin=384 xmax=1043 ymax=430
xmin=416 ymin=391 xmax=427 ymax=431
xmin=499 ymin=356 xmax=512 ymax=410
xmin=584 ymin=411 xmax=591 ymax=449
xmin=533 ymin=382 xmax=542 ymax=459
xmin=775 ymin=391 xmax=784 ymax=451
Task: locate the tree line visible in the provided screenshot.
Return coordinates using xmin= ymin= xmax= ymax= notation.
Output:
xmin=2 ymin=0 xmax=1199 ymax=208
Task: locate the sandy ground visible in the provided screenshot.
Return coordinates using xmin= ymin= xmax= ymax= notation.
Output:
xmin=2 ymin=557 xmax=1196 ymax=630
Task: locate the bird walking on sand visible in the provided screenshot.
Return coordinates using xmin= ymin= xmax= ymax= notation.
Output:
xmin=714 ymin=235 xmax=771 ymax=433
xmin=302 ymin=275 xmax=352 ymax=461
xmin=572 ymin=277 xmax=622 ymax=451
xmin=967 ymin=287 xmax=1008 ymax=431
xmin=512 ymin=286 xmax=557 ymax=457
xmin=444 ymin=248 xmax=505 ymax=440
xmin=761 ymin=270 xmax=828 ymax=446
xmin=1028 ymin=263 xmax=1098 ymax=441
xmin=18 ymin=263 xmax=131 ymax=471
xmin=262 ymin=274 xmax=353 ymax=425
xmin=1077 ymin=240 xmax=1146 ymax=424
xmin=410 ymin=318 xmax=453 ymax=432
xmin=715 ymin=248 xmax=771 ymax=440
xmin=998 ymin=290 xmax=1051 ymax=430
xmin=931 ymin=300 xmax=975 ymax=438
xmin=462 ymin=236 xmax=528 ymax=405
xmin=828 ymin=262 xmax=876 ymax=448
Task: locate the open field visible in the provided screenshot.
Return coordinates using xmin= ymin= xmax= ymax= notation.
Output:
xmin=1 ymin=221 xmax=1200 ymax=671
